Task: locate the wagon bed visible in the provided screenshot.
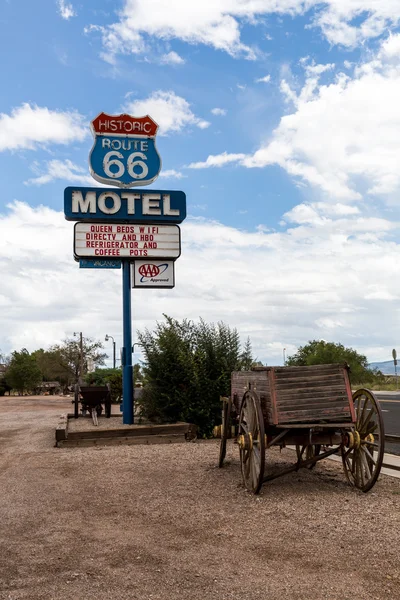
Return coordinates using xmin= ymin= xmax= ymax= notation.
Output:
xmin=231 ymin=363 xmax=355 ymax=426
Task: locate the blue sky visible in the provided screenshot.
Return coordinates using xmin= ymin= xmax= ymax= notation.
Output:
xmin=1 ymin=1 xmax=400 ymax=366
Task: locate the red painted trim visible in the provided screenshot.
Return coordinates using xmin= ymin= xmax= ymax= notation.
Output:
xmin=268 ymin=368 xmax=279 ymax=425
xmin=343 ymin=366 xmax=356 ymax=423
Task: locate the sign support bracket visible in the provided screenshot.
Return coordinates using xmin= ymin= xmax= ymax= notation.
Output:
xmin=122 ymin=260 xmax=134 ymax=424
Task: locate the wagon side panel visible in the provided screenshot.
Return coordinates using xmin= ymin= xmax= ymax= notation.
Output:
xmin=231 ymin=370 xmax=274 ymax=424
xmin=272 ymin=364 xmax=354 ymax=424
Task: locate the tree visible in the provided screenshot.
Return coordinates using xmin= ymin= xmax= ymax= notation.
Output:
xmin=6 ymin=349 xmax=42 ymax=394
xmin=48 ymin=336 xmax=107 ymax=386
xmin=0 ymin=351 xmax=11 ymax=396
xmin=85 ymin=367 xmax=122 ymax=402
xmin=133 ymin=363 xmax=143 ymax=384
xmin=138 ymin=315 xmax=246 ymax=436
xmin=286 ymin=340 xmax=381 ymax=384
xmin=239 ymin=337 xmax=255 ymax=371
xmin=31 ymin=348 xmax=71 ymax=385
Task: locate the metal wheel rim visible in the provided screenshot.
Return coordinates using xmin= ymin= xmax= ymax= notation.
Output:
xmin=238 ymin=390 xmax=265 ymax=494
xmin=218 ymin=397 xmax=231 ymax=468
xmin=342 ymin=389 xmax=385 ymax=493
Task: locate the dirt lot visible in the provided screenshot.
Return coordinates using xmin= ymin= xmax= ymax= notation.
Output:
xmin=1 ymin=396 xmax=400 ymax=600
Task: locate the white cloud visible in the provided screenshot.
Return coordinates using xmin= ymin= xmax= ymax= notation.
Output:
xmin=282 ymin=202 xmax=360 ymax=226
xmin=192 ymin=35 xmax=400 ymax=202
xmin=159 ymin=169 xmax=186 ymax=179
xmin=188 ymin=152 xmax=246 ymax=169
xmin=24 ymin=160 xmax=93 ymax=186
xmin=124 ymin=90 xmax=210 ymax=135
xmin=255 ymin=75 xmax=271 ymax=83
xmin=311 ymin=1 xmax=400 ymax=48
xmin=159 ymin=51 xmax=185 ymax=65
xmin=2 ymin=201 xmax=400 ymax=364
xmin=242 ymin=38 xmax=400 ymax=199
xmin=211 ymin=108 xmax=227 ymax=116
xmin=57 ymin=0 xmax=76 ymax=20
xmin=301 ymin=60 xmax=335 ymax=76
xmin=0 ymin=104 xmax=86 ymax=152
xmin=88 ymin=0 xmax=400 ymax=63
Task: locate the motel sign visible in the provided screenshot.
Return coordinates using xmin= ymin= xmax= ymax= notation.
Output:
xmin=64 ymin=111 xmax=186 ymax=425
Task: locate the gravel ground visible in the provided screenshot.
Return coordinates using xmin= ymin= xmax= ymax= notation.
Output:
xmin=1 ymin=397 xmax=400 ymax=600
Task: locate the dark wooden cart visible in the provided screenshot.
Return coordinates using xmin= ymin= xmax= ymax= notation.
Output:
xmin=217 ymin=364 xmax=385 ymax=494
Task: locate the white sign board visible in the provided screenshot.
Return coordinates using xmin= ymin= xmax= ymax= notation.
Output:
xmin=74 ymin=223 xmax=180 ymax=260
xmin=132 ymin=260 xmax=175 ymax=288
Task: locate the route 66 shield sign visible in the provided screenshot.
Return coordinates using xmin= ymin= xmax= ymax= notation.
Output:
xmin=89 ymin=112 xmax=161 ymax=188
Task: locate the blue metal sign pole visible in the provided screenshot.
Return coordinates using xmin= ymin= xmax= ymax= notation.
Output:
xmin=122 ymin=260 xmax=134 ymax=424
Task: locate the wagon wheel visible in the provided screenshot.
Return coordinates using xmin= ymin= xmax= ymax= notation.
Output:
xmin=342 ymin=389 xmax=385 ymax=493
xmin=295 ymin=444 xmax=321 ymax=469
xmin=218 ymin=397 xmax=232 ymax=468
xmin=238 ymin=390 xmax=265 ymax=494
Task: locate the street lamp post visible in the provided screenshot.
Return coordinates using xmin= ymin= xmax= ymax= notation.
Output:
xmin=105 ymin=334 xmax=116 ymax=369
xmin=283 ymin=348 xmax=286 ymax=366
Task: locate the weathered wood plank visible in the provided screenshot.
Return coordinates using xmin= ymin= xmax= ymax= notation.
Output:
xmin=275 ymin=376 xmax=346 ymax=389
xmin=277 ymin=394 xmax=349 ymax=405
xmin=277 ymin=408 xmax=352 ymax=423
xmin=58 ymin=434 xmax=190 ymax=448
xmin=273 ymin=364 xmax=346 ymax=373
xmin=276 ymin=385 xmax=348 ymax=397
xmin=277 ymin=399 xmax=350 ymax=412
xmin=67 ymin=422 xmax=194 ymax=440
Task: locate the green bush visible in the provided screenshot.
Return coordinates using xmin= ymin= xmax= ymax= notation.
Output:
xmin=137 ymin=315 xmax=253 ymax=436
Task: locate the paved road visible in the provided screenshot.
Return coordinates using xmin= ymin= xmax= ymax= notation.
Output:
xmin=375 ymin=391 xmax=400 ymax=455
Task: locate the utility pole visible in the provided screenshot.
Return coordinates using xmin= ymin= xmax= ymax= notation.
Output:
xmin=283 ymin=348 xmax=286 ymax=366
xmin=74 ymin=332 xmax=84 ymax=384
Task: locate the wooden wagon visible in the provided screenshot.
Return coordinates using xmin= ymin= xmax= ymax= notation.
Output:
xmin=217 ymin=364 xmax=385 ymax=494
xmin=73 ymin=384 xmax=112 ymax=425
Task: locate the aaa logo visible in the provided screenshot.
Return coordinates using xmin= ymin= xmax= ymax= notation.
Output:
xmin=138 ymin=263 xmax=168 ymax=280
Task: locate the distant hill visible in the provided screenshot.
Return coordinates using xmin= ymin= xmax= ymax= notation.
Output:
xmin=368 ymin=360 xmax=398 ymax=375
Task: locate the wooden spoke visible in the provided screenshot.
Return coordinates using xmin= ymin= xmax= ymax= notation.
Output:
xmin=342 ymin=389 xmax=385 ymax=492
xmin=363 ymin=445 xmax=376 ymax=465
xmin=240 ymin=421 xmax=249 ymax=434
xmin=218 ymin=397 xmax=232 ymax=468
xmin=238 ymin=390 xmax=265 ymax=494
xmin=360 ymin=440 xmax=379 ymax=448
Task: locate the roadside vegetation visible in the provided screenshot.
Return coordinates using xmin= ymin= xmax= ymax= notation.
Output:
xmin=0 ymin=329 xmax=397 ymax=434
